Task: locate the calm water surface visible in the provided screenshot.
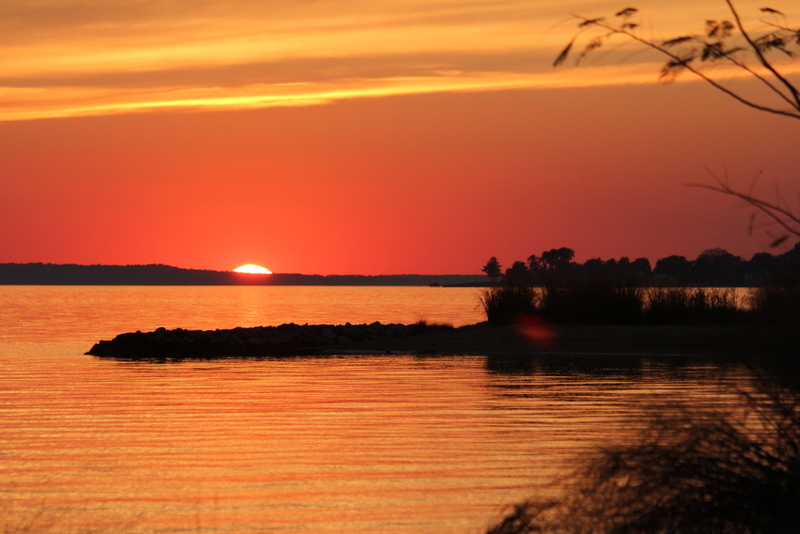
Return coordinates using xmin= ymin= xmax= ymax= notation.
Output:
xmin=0 ymin=286 xmax=485 ymax=345
xmin=0 ymin=286 xmax=750 ymax=533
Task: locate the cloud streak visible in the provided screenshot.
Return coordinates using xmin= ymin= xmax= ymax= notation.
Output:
xmin=2 ymin=0 xmax=797 ymax=121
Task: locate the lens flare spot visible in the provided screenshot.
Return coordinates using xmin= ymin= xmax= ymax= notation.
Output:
xmin=515 ymin=315 xmax=558 ymax=349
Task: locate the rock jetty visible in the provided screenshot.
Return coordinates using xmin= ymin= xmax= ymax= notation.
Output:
xmin=87 ymin=322 xmax=450 ymax=360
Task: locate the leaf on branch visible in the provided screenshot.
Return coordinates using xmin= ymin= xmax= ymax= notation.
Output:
xmin=757 ymin=34 xmax=795 ymax=57
xmin=616 ymin=8 xmax=638 ymax=18
xmin=586 ymin=37 xmax=604 ymax=52
xmin=770 ymin=235 xmax=789 ymax=248
xmin=578 ymin=37 xmax=605 ymax=63
xmin=705 ymin=20 xmax=734 ymax=39
xmin=701 ymin=43 xmax=727 ymax=61
xmin=721 ymin=21 xmax=735 ymax=37
xmin=553 ymin=38 xmax=575 ymax=67
xmin=660 ymin=58 xmax=692 ymax=82
xmin=579 ymin=17 xmax=605 ymax=28
xmin=663 ymin=36 xmax=693 ymax=47
xmin=622 ymin=23 xmax=638 ymax=30
xmin=760 ymin=7 xmax=784 ymax=16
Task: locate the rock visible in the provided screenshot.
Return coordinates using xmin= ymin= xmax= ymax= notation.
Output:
xmin=85 ymin=322 xmax=453 ymax=360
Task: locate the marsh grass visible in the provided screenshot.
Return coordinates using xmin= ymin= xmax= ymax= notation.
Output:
xmin=541 ymin=278 xmax=644 ymax=324
xmin=410 ymin=318 xmax=455 ymax=332
xmin=479 ymin=284 xmax=538 ymax=325
xmin=749 ymin=284 xmax=800 ymax=325
xmin=644 ymin=286 xmax=743 ymax=324
xmin=487 ymin=368 xmax=800 ymax=533
xmin=479 ymin=278 xmax=749 ymax=326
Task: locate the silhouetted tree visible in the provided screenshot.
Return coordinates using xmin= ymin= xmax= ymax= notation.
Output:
xmin=505 ymin=261 xmax=530 ymax=285
xmin=482 ymin=256 xmax=502 ymax=283
xmin=540 ymin=247 xmax=575 ymax=270
xmin=745 ymin=251 xmax=778 ymax=283
xmin=582 ymin=257 xmax=605 ymax=276
xmin=630 ymin=257 xmax=652 ymax=276
xmin=653 ymin=255 xmax=693 ymax=284
xmin=777 ymin=242 xmax=800 ymax=273
xmin=526 ymin=254 xmax=542 ymax=273
xmin=695 ymin=247 xmax=744 ymax=285
xmin=578 ymin=256 xmax=651 ymax=281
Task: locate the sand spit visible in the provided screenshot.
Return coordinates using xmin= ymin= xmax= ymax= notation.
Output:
xmin=86 ymin=322 xmax=750 ymax=360
xmin=86 ymin=322 xmax=452 ymax=360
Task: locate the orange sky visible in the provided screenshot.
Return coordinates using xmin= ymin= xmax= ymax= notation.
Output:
xmin=1 ymin=0 xmax=798 ymax=274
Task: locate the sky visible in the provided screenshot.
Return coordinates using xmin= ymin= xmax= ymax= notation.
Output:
xmin=1 ymin=0 xmax=799 ymax=275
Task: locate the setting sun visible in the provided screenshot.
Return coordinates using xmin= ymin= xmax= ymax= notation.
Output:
xmin=233 ymin=264 xmax=272 ymax=274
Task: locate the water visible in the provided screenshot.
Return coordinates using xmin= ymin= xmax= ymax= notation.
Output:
xmin=0 ymin=286 xmax=486 ymax=345
xmin=0 ymin=286 xmax=750 ymax=533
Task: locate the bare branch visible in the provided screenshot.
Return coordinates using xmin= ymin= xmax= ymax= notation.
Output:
xmin=723 ymin=0 xmax=800 ymax=109
xmin=663 ymin=36 xmax=693 ymax=47
xmin=557 ymin=4 xmax=800 ymax=121
xmin=688 ymin=174 xmax=800 ymax=241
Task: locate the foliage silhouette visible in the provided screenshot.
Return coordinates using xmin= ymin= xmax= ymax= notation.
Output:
xmin=479 ymin=282 xmax=538 ymax=325
xmin=556 ymin=2 xmax=800 ymax=120
xmin=477 ymin=245 xmax=800 ymax=325
xmin=556 ymin=1 xmax=800 ymax=246
xmin=505 ymin=261 xmax=531 ymax=285
xmin=487 ymin=367 xmax=800 ymax=533
xmin=483 ymin=256 xmax=503 ymax=283
xmin=485 ymin=244 xmax=800 ymax=288
xmin=485 ymin=5 xmax=800 ymax=521
xmin=489 ymin=8 xmax=800 ymax=522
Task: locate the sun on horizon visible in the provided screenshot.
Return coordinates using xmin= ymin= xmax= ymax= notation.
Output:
xmin=233 ymin=264 xmax=272 ymax=274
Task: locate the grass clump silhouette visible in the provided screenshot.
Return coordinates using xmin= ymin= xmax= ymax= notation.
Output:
xmin=410 ymin=318 xmax=455 ymax=332
xmin=479 ymin=282 xmax=538 ymax=325
xmin=486 ymin=370 xmax=800 ymax=534
xmin=540 ymin=276 xmax=644 ymax=325
xmin=750 ymin=283 xmax=800 ymax=325
xmin=645 ymin=286 xmax=742 ymax=324
xmin=479 ymin=276 xmax=748 ymax=326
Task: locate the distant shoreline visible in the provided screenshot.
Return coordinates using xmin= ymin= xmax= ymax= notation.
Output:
xmin=0 ymin=263 xmax=484 ymax=286
xmin=0 ymin=263 xmax=775 ymax=288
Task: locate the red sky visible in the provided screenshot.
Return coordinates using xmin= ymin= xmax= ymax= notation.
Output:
xmin=1 ymin=1 xmax=798 ymax=275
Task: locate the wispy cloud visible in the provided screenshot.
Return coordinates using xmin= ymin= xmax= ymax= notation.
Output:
xmin=1 ymin=0 xmax=796 ymax=120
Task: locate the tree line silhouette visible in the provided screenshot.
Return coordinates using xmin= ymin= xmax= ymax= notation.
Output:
xmin=483 ymin=243 xmax=800 ymax=287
